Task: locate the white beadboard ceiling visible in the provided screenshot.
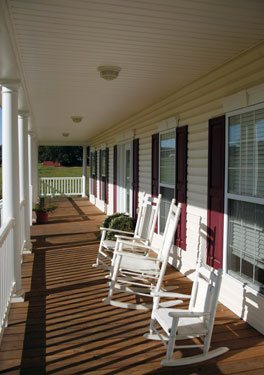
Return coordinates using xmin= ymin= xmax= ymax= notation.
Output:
xmin=1 ymin=0 xmax=264 ymax=144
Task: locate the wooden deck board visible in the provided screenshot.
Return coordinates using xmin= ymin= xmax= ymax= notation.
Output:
xmin=0 ymin=197 xmax=263 ymax=375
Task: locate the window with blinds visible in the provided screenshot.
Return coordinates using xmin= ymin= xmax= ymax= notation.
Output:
xmin=101 ymin=149 xmax=106 ymax=202
xmin=159 ymin=130 xmax=175 ymax=233
xmin=91 ymin=152 xmax=97 ymax=195
xmin=227 ymin=106 xmax=264 ymax=292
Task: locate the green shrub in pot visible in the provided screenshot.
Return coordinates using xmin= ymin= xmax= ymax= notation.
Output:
xmin=101 ymin=213 xmax=136 ymax=240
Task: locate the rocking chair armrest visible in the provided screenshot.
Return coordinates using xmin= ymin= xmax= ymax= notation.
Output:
xmin=115 ymin=250 xmax=159 ymax=262
xmin=115 ymin=239 xmax=156 ymax=251
xmin=151 ymin=291 xmax=191 ymax=299
xmin=168 ymin=310 xmax=211 ymax=318
xmin=115 ymin=234 xmax=147 ymax=243
xmin=100 ymin=227 xmax=134 ymax=236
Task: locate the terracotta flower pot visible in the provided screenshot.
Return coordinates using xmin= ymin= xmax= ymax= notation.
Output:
xmin=36 ymin=211 xmax=49 ymax=224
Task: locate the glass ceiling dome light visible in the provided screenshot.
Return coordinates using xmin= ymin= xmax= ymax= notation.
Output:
xmin=71 ymin=116 xmax=83 ymax=123
xmin=98 ymin=66 xmax=121 ymax=81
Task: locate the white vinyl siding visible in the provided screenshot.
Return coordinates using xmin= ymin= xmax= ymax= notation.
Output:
xmin=89 ymin=44 xmax=264 ymax=333
xmin=227 ymin=105 xmax=264 ymax=293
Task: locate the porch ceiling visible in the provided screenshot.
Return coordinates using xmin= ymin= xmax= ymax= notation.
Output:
xmin=1 ymin=0 xmax=264 ymax=145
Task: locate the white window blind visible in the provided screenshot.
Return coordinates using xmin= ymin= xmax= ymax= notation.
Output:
xmin=227 ymin=107 xmax=264 ymax=291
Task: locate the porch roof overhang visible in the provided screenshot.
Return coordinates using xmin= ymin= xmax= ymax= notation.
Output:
xmin=1 ymin=0 xmax=264 ymax=146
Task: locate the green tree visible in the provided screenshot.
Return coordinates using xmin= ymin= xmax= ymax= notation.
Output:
xmin=38 ymin=146 xmax=86 ymax=166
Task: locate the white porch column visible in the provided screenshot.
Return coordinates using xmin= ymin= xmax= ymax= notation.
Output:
xmin=82 ymin=145 xmax=87 ymax=198
xmin=1 ymin=82 xmax=24 ymax=301
xmin=28 ymin=131 xmax=38 ymax=222
xmin=28 ymin=132 xmax=33 ymax=225
xmin=32 ymin=138 xmax=39 ymax=205
xmin=18 ymin=111 xmax=32 ymax=253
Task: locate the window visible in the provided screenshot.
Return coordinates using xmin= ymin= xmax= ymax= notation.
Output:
xmin=101 ymin=149 xmax=106 ymax=201
xmin=117 ymin=142 xmax=133 ymax=215
xmin=159 ymin=130 xmax=176 ymax=233
xmin=226 ymin=105 xmax=264 ymax=292
xmin=90 ymin=151 xmax=97 ymax=195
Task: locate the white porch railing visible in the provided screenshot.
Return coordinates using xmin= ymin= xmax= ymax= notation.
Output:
xmin=0 ymin=218 xmax=15 ymax=342
xmin=39 ymin=177 xmax=83 ymax=197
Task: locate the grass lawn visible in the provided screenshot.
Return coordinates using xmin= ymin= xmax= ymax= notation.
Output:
xmin=0 ymin=164 xmax=90 ymax=196
xmin=38 ymin=164 xmax=89 ymax=178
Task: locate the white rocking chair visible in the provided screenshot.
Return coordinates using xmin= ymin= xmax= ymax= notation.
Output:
xmin=103 ymin=200 xmax=182 ymax=310
xmin=144 ymin=260 xmax=229 ymax=366
xmin=93 ymin=193 xmax=161 ymax=270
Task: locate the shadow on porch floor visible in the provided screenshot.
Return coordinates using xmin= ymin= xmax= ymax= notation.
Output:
xmin=0 ymin=198 xmax=263 ymax=375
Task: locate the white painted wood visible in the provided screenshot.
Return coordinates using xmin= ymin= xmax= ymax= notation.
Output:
xmin=1 ymin=82 xmax=24 ymax=300
xmin=18 ymin=112 xmax=32 ymax=253
xmin=82 ymin=146 xmax=87 ymax=198
xmin=0 ymin=217 xmax=15 ymax=344
xmin=145 ymin=263 xmax=228 ymax=365
xmin=94 ymin=193 xmax=162 ymax=270
xmin=105 ymin=201 xmax=181 ymax=310
xmin=39 ymin=177 xmax=83 ymax=196
xmin=1 ymin=0 xmax=263 ymax=144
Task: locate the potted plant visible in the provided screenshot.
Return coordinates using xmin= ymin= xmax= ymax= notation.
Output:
xmin=33 ymin=197 xmax=56 ymax=224
xmin=101 ymin=212 xmax=136 ymax=240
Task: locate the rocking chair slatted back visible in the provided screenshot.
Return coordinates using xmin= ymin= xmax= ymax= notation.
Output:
xmin=93 ymin=193 xmax=161 ymax=270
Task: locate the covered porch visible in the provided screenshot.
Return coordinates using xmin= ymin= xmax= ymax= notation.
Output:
xmin=0 ymin=198 xmax=263 ymax=375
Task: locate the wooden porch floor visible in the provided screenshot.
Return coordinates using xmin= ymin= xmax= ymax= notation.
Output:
xmin=0 ymin=198 xmax=264 ymax=375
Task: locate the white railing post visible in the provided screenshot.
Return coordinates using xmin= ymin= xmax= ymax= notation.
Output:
xmin=18 ymin=112 xmax=32 ymax=253
xmin=1 ymin=81 xmax=24 ymax=302
xmin=82 ymin=146 xmax=88 ymax=198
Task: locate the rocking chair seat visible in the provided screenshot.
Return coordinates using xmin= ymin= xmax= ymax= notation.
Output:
xmin=119 ymin=252 xmax=160 ymax=275
xmin=101 ymin=239 xmax=116 ymax=250
xmin=153 ymin=308 xmax=208 ymax=337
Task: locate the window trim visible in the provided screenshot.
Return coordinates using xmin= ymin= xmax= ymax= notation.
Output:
xmin=223 ymin=102 xmax=264 ymax=284
xmin=116 ymin=141 xmax=133 ymax=215
xmin=158 ymin=128 xmax=176 ymax=234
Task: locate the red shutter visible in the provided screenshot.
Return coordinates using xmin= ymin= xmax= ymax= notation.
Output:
xmin=99 ymin=150 xmax=102 ymax=200
xmin=113 ymin=145 xmax=117 ymax=212
xmin=151 ymin=133 xmax=159 ymax=197
xmin=94 ymin=151 xmax=97 ymax=198
xmin=175 ymin=125 xmax=188 ymax=250
xmin=207 ymin=116 xmax=225 ymax=269
xmin=133 ymin=138 xmax=139 ymax=219
xmin=105 ymin=148 xmax=109 ymax=204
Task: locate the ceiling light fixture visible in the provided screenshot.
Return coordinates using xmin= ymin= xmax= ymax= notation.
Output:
xmin=71 ymin=116 xmax=83 ymax=123
xmin=62 ymin=132 xmax=70 ymax=137
xmin=98 ymin=66 xmax=121 ymax=81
